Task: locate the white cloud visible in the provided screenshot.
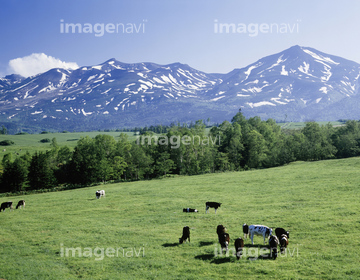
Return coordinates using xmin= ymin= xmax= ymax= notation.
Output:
xmin=8 ymin=53 xmax=79 ymax=77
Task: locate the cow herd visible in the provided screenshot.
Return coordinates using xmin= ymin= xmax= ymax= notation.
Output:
xmin=179 ymin=202 xmax=290 ymax=260
xmin=0 ymin=200 xmax=25 ymax=212
xmin=1 ymin=191 xmax=290 ymax=261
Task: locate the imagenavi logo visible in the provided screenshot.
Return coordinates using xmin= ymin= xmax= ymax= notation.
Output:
xmin=60 ymin=19 xmax=147 ymax=37
xmin=214 ymin=19 xmax=300 ymax=37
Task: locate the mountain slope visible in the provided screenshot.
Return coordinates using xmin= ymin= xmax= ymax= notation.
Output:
xmin=1 ymin=45 xmax=360 ymax=133
xmin=0 ymin=60 xmax=224 ymax=132
xmin=206 ymin=45 xmax=360 ymax=121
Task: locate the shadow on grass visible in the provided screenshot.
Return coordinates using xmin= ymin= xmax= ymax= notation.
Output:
xmin=195 ymin=253 xmax=233 ymax=264
xmin=194 ymin=253 xmax=213 ymax=261
xmin=199 ymin=241 xmax=214 ymax=247
xmin=211 ymin=257 xmax=232 ymax=264
xmin=162 ymin=242 xmax=179 ymax=247
xmin=255 ymin=253 xmax=276 ymax=260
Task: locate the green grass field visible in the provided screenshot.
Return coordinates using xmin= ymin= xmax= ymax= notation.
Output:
xmin=1 ymin=157 xmax=360 ymax=279
xmin=278 ymin=121 xmax=345 ymax=129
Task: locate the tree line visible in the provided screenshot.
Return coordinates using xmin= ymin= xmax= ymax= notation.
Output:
xmin=1 ymin=111 xmax=360 ymax=193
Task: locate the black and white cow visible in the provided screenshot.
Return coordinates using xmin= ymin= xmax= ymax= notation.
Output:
xmin=269 ymin=235 xmax=279 ymax=260
xmin=279 ymin=234 xmax=289 ymax=254
xmin=234 ymin=237 xmax=244 ymax=259
xmin=183 ymin=208 xmax=198 ymax=213
xmin=242 ymin=223 xmax=249 ymax=239
xmin=16 ymin=200 xmax=25 ymax=209
xmin=95 ymin=190 xmax=105 ymax=199
xmin=179 ymin=226 xmax=190 ymax=244
xmin=0 ymin=201 xmax=13 ymax=212
xmin=217 ymin=224 xmax=230 ymax=253
xmin=205 ymin=202 xmax=221 ymax=213
xmin=249 ymin=224 xmax=273 ymax=245
xmin=275 ymin=227 xmax=289 ymax=240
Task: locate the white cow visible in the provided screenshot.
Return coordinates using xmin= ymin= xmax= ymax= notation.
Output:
xmin=95 ymin=190 xmax=105 ymax=199
xmin=249 ymin=224 xmax=272 ymax=245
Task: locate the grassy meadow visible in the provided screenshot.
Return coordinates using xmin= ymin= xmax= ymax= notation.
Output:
xmin=278 ymin=121 xmax=345 ymax=129
xmin=0 ymin=157 xmax=360 ymax=279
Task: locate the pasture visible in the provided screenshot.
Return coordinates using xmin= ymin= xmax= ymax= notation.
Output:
xmin=278 ymin=121 xmax=345 ymax=130
xmin=0 ymin=157 xmax=360 ymax=279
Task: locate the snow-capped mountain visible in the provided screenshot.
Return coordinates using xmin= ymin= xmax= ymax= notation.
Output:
xmin=0 ymin=60 xmax=223 ymax=132
xmin=1 ymin=45 xmax=360 ymax=133
xmin=206 ymin=45 xmax=360 ymax=121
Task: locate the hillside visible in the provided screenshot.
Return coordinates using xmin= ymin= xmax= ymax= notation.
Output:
xmin=1 ymin=45 xmax=360 ymax=133
xmin=0 ymin=158 xmax=359 ymax=279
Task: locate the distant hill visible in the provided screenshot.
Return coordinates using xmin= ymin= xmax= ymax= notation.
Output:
xmin=1 ymin=45 xmax=360 ymax=133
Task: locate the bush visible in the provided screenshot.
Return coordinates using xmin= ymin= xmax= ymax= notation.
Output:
xmin=0 ymin=140 xmax=15 ymax=146
xmin=40 ymin=138 xmax=51 ymax=143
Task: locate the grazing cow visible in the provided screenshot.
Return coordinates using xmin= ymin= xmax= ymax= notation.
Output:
xmin=205 ymin=201 xmax=221 ymax=213
xmin=183 ymin=208 xmax=198 ymax=213
xmin=234 ymin=237 xmax=244 ymax=259
xmin=216 ymin=224 xmax=230 ymax=253
xmin=275 ymin=227 xmax=290 ymax=240
xmin=95 ymin=190 xmax=105 ymax=199
xmin=179 ymin=226 xmax=190 ymax=244
xmin=269 ymin=235 xmax=279 ymax=260
xmin=0 ymin=201 xmax=13 ymax=212
xmin=279 ymin=234 xmax=289 ymax=254
xmin=249 ymin=225 xmax=273 ymax=245
xmin=242 ymin=223 xmax=249 ymax=239
xmin=16 ymin=200 xmax=25 ymax=209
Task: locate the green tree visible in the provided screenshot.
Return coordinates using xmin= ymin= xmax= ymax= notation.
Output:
xmin=28 ymin=151 xmax=56 ymax=190
xmin=111 ymin=156 xmax=127 ymax=180
xmin=301 ymin=122 xmax=336 ymax=161
xmin=155 ymin=152 xmax=174 ymax=176
xmin=246 ymin=130 xmax=268 ymax=168
xmin=0 ymin=155 xmax=30 ymax=193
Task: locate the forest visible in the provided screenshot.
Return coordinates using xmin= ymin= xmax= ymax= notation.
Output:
xmin=1 ymin=111 xmax=360 ymax=193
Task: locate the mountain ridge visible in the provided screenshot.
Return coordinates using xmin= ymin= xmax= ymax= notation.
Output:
xmin=1 ymin=45 xmax=360 ymax=133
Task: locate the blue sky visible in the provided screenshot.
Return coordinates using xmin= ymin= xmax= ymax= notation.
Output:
xmin=1 ymin=0 xmax=360 ymax=77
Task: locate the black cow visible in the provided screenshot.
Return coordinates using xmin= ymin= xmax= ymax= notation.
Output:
xmin=0 ymin=201 xmax=13 ymax=212
xmin=279 ymin=234 xmax=289 ymax=254
xmin=234 ymin=237 xmax=244 ymax=259
xmin=179 ymin=226 xmax=190 ymax=244
xmin=205 ymin=202 xmax=221 ymax=213
xmin=242 ymin=223 xmax=249 ymax=239
xmin=16 ymin=200 xmax=25 ymax=209
xmin=183 ymin=208 xmax=198 ymax=213
xmin=275 ymin=227 xmax=290 ymax=240
xmin=217 ymin=224 xmax=230 ymax=253
xmin=269 ymin=235 xmax=279 ymax=260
